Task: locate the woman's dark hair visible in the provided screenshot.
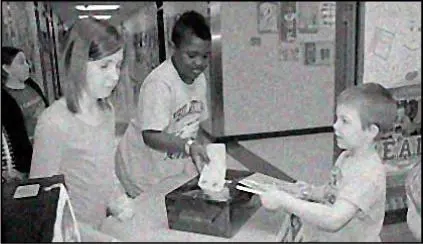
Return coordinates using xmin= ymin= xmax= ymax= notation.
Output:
xmin=60 ymin=17 xmax=124 ymax=113
xmin=171 ymin=11 xmax=211 ymax=48
xmin=1 ymin=46 xmax=24 ymax=82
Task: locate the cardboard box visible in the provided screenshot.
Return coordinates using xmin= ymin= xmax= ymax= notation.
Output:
xmin=165 ymin=169 xmax=261 ymax=238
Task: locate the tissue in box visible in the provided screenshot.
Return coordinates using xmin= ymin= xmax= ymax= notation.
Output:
xmin=165 ymin=169 xmax=261 ymax=238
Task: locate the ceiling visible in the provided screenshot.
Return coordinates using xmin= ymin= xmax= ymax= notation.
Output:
xmin=50 ymin=1 xmax=152 ymax=27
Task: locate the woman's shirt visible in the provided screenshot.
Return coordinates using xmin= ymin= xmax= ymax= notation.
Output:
xmin=30 ymin=98 xmax=122 ymax=228
xmin=4 ymin=84 xmax=46 ymax=142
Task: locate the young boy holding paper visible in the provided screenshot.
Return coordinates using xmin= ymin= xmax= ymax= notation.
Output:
xmin=260 ymin=83 xmax=397 ymax=242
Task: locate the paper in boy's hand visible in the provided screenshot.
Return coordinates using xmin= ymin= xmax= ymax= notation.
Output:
xmin=238 ymin=173 xmax=302 ymax=196
xmin=198 ymin=143 xmax=226 ymax=193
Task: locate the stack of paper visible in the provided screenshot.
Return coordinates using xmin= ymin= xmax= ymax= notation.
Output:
xmin=236 ymin=172 xmax=301 ymax=196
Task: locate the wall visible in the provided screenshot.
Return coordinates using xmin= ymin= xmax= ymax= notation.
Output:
xmin=112 ymin=2 xmax=160 ymax=124
xmin=219 ymin=2 xmax=336 ymax=136
xmin=362 ymin=2 xmax=421 ymax=88
xmin=240 ymin=133 xmax=334 ymax=185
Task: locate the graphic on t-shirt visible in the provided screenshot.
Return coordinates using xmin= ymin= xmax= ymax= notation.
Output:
xmin=164 ymin=100 xmax=205 ymax=160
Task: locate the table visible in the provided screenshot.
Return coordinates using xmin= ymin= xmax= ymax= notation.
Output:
xmin=100 ymin=171 xmax=298 ymax=242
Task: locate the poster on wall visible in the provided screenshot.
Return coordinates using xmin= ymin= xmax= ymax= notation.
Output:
xmin=319 ymin=2 xmax=336 ymax=28
xmin=279 ymin=2 xmax=297 ymax=43
xmin=257 ymin=2 xmax=279 ymax=33
xmin=369 ymin=27 xmax=395 ymax=60
xmin=279 ymin=43 xmax=300 ymax=62
xmin=303 ymin=41 xmax=334 ymax=65
xmin=297 ymin=2 xmax=320 ymax=34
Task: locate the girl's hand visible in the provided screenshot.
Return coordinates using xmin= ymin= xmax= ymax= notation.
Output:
xmin=108 ymin=195 xmax=135 ymax=222
xmin=189 ymin=141 xmax=210 ymax=173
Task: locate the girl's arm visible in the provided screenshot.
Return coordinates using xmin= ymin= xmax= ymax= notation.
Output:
xmin=30 ymin=115 xmax=63 ymax=178
xmin=261 ymin=189 xmax=359 ymax=232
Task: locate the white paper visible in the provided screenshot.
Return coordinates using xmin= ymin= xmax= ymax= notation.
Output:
xmin=238 ymin=173 xmax=301 ymax=195
xmin=235 ymin=185 xmax=264 ymax=195
xmin=13 ymin=184 xmax=40 ymax=199
xmin=198 ymin=143 xmax=227 ymax=192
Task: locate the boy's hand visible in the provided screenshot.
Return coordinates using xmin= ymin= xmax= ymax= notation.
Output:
xmin=260 ymin=189 xmax=283 ymax=210
xmin=189 ymin=141 xmax=210 ymax=173
xmin=295 ymin=181 xmax=312 ymax=200
xmin=260 ymin=185 xmax=297 ymax=211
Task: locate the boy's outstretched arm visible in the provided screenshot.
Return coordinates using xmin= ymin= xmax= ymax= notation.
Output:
xmin=295 ymin=181 xmax=327 ymax=203
xmin=260 ymin=189 xmax=359 ymax=232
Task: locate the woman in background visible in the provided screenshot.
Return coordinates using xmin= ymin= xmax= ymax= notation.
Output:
xmin=1 ymin=46 xmax=48 ymax=181
xmin=1 ymin=46 xmax=48 ymax=143
xmin=30 ymin=17 xmax=132 ymax=241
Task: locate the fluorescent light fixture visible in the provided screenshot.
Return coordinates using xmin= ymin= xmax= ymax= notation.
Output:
xmin=78 ymin=15 xmax=112 ymax=20
xmin=75 ymin=5 xmax=120 ymax=11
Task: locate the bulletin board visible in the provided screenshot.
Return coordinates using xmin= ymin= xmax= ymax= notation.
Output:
xmin=219 ymin=2 xmax=337 ymax=136
xmin=362 ymin=2 xmax=421 ymax=89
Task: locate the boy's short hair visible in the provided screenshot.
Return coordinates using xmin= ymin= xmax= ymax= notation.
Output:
xmin=337 ymin=83 xmax=397 ymax=138
xmin=171 ymin=11 xmax=211 ymax=48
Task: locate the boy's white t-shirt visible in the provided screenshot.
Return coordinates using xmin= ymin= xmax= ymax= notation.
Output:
xmin=118 ymin=59 xmax=209 ymax=188
xmin=304 ymin=150 xmax=386 ymax=242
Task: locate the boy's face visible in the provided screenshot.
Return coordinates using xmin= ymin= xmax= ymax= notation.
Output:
xmin=333 ymin=104 xmax=375 ymax=151
xmin=173 ymin=32 xmax=211 ymax=83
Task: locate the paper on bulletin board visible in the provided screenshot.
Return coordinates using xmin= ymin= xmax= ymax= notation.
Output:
xmin=319 ymin=2 xmax=336 ymax=28
xmin=303 ymin=41 xmax=334 ymax=66
xmin=257 ymin=2 xmax=279 ymax=33
xmin=279 ymin=43 xmax=300 ymax=62
xmin=363 ymin=2 xmax=421 ymax=88
xmin=297 ymin=2 xmax=320 ymax=34
xmin=369 ymin=27 xmax=395 ymax=60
